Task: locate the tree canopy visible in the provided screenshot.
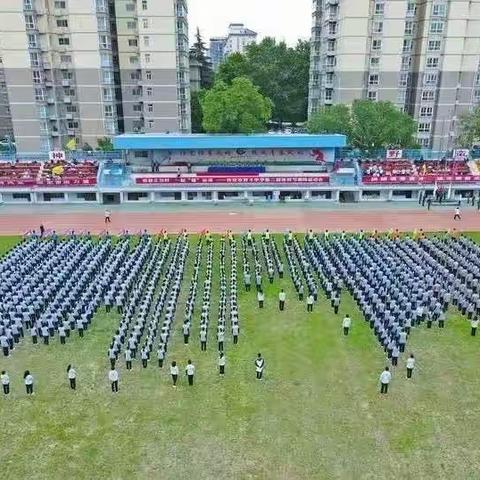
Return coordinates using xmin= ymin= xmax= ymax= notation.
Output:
xmin=96 ymin=137 xmax=114 ymax=151
xmin=216 ymin=38 xmax=310 ymax=124
xmin=189 ymin=28 xmax=214 ymax=89
xmin=190 ymin=90 xmax=204 ymax=133
xmin=201 ymin=77 xmax=273 ymax=134
xmin=458 ymin=106 xmax=480 ymax=146
xmin=307 ymin=100 xmax=418 ymax=150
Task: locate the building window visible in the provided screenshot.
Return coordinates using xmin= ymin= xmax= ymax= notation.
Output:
xmin=407 ymin=2 xmax=417 ymax=15
xmin=25 ymin=15 xmax=35 ymax=29
xmin=30 ymin=52 xmax=40 ymax=67
xmin=432 ymin=4 xmax=447 ymax=16
xmin=420 ymin=106 xmax=433 ymax=117
xmin=63 ymin=71 xmax=73 ymax=80
xmin=129 ymin=56 xmax=138 ymax=64
xmin=373 ymin=21 xmax=383 ymax=34
xmin=142 ymin=0 xmax=148 ymax=10
xmin=399 ymin=73 xmax=409 ymax=87
xmin=404 ymin=21 xmax=414 ymax=35
xmin=32 ymin=70 xmax=42 ymax=84
xmin=428 ymin=40 xmax=441 ymax=51
xmin=372 ymin=39 xmax=382 ymax=51
xmin=418 ymin=123 xmax=431 ymax=133
xmin=419 ymin=138 xmax=430 ymax=148
xmin=132 ymin=87 xmax=141 ymax=96
xmin=102 ymin=70 xmax=113 ymax=84
xmin=144 ymin=53 xmax=151 ymax=63
xmin=133 ymin=104 xmax=142 ymax=112
xmin=401 ymin=56 xmax=411 ymax=69
xmin=67 ymin=121 xmax=79 ymax=129
xmin=424 ymin=73 xmax=438 ymax=85
xmin=370 ymin=57 xmax=380 ymax=67
xmin=58 ymin=37 xmax=70 ymax=45
xmin=103 ymin=88 xmax=113 ymax=101
xmin=97 ymin=17 xmax=107 ymax=31
xmin=474 ymin=89 xmax=480 ymax=101
xmin=146 ymin=87 xmax=153 ymax=96
xmin=104 ymin=105 xmax=113 ymax=117
xmin=143 ymin=36 xmax=150 ymax=47
xmin=99 ymin=35 xmax=110 ymax=49
xmin=328 ymin=22 xmax=337 ymax=35
xmin=27 ymin=34 xmax=37 ymax=48
xmin=422 ymin=90 xmax=435 ymax=101
xmin=147 ymin=119 xmax=154 ymax=128
xmin=397 ymin=90 xmax=407 ymax=103
xmin=126 ymin=3 xmax=135 ymax=11
xmin=327 ymin=40 xmax=336 ymax=52
xmin=66 ymin=105 xmax=77 ymax=113
xmin=142 ymin=18 xmax=149 ymax=29
xmin=369 ymin=74 xmax=379 ymax=86
xmin=325 ymin=72 xmax=334 ymax=84
xmin=35 ymin=88 xmax=45 ymax=101
xmin=325 ymin=89 xmax=333 ymax=101
xmin=57 ymin=19 xmax=68 ymax=28
xmin=128 ymin=39 xmax=138 ymax=47
xmin=147 ymin=103 xmax=154 ymax=112
xmin=426 ymin=57 xmax=439 ymax=68
xmin=60 ymin=55 xmax=72 ymax=63
xmin=24 ymin=0 xmax=33 ymax=8
xmin=146 ymin=70 xmax=152 ymax=80
xmin=127 ymin=21 xmax=137 ymax=30
xmin=368 ymin=91 xmax=378 ymax=101
xmin=130 ymin=72 xmax=140 ymax=80
xmin=54 ymin=1 xmax=66 ymax=8
xmin=403 ymin=39 xmax=412 ymax=52
xmin=430 ymin=21 xmax=444 ymax=34
xmin=105 ymin=120 xmax=116 ymax=135
xmin=374 ymin=2 xmax=384 ymax=15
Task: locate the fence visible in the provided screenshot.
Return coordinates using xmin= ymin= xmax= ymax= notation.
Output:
xmin=0 ymin=151 xmax=123 ymax=162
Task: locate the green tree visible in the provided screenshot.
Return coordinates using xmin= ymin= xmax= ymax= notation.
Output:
xmin=96 ymin=137 xmax=114 ymax=151
xmin=190 ymin=27 xmax=214 ymax=89
xmin=216 ymin=38 xmax=310 ymax=125
xmin=307 ymin=104 xmax=352 ymax=138
xmin=458 ymin=106 xmax=480 ymax=146
xmin=201 ymin=77 xmax=273 ymax=134
xmin=190 ymin=90 xmax=204 ymax=133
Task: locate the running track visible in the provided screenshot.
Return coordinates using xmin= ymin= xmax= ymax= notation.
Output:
xmin=0 ymin=208 xmax=478 ymax=234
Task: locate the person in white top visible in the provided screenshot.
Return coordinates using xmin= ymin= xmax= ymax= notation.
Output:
xmin=406 ymin=354 xmax=415 ymax=379
xmin=453 ymin=206 xmax=461 ymax=221
xmin=67 ymin=364 xmax=77 ymax=390
xmin=471 ymin=318 xmax=479 ymax=336
xmin=278 ymin=289 xmax=286 ymax=311
xmin=108 ymin=368 xmax=119 ymax=393
xmin=218 ymin=353 xmax=226 ymax=376
xmin=170 ymin=361 xmax=179 ymax=387
xmin=257 ymin=290 xmax=265 ymax=309
xmin=255 ymin=353 xmax=265 ymax=379
xmin=379 ymin=367 xmax=391 ymax=394
xmin=307 ymin=294 xmax=314 ymax=312
xmin=104 ymin=209 xmax=111 ymax=224
xmin=1 ymin=370 xmax=10 ymax=395
xmin=342 ymin=315 xmax=352 ymax=336
xmin=24 ymin=370 xmax=34 ymax=395
xmin=185 ymin=360 xmax=195 ymax=386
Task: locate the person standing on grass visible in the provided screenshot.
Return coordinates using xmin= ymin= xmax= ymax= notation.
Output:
xmin=1 ymin=370 xmax=10 ymax=395
xmin=170 ymin=361 xmax=179 ymax=387
xmin=332 ymin=295 xmax=340 ymax=314
xmin=200 ymin=328 xmax=207 ymax=351
xmin=257 ymin=289 xmax=265 ymax=309
xmin=218 ymin=353 xmax=226 ymax=376
xmin=255 ymin=353 xmax=265 ymax=380
xmin=31 ymin=324 xmax=38 ymax=344
xmin=24 ymin=370 xmax=34 ymax=395
xmin=298 ymin=284 xmax=304 ymax=302
xmin=278 ymin=289 xmax=286 ymax=311
xmin=307 ymin=293 xmax=314 ymax=312
xmin=379 ymin=367 xmax=391 ymax=394
xmin=0 ymin=332 xmax=9 ymax=356
xmin=406 ymin=354 xmax=415 ymax=378
xmin=157 ymin=345 xmax=165 ymax=367
xmin=58 ymin=323 xmax=66 ymax=344
xmin=244 ymin=271 xmax=251 ymax=292
xmin=454 ymin=206 xmax=461 ymax=221
xmin=391 ymin=344 xmax=400 ymax=366
xmin=104 ymin=209 xmax=111 ymax=224
xmin=108 ymin=367 xmax=119 ymax=393
xmin=67 ymin=365 xmax=76 ymax=390
xmin=232 ymin=322 xmax=239 ymax=344
xmin=185 ymin=360 xmax=195 ymax=386
xmin=141 ymin=348 xmax=148 ymax=368
xmin=342 ymin=315 xmax=351 ymax=336
xmin=183 ymin=321 xmax=190 ymax=344
xmin=125 ymin=348 xmax=133 ymax=370
xmin=471 ymin=317 xmax=479 ymax=336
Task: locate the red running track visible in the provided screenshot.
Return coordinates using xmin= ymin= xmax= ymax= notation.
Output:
xmin=0 ymin=208 xmax=478 ymax=234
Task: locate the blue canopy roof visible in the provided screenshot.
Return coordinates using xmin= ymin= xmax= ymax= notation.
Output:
xmin=113 ymin=134 xmax=346 ymax=151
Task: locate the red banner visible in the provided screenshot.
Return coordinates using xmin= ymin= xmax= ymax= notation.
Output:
xmin=37 ymin=178 xmax=97 ymax=186
xmin=136 ymin=175 xmax=330 ymax=185
xmin=363 ymin=174 xmax=480 ymax=185
xmin=0 ymin=179 xmax=36 ymax=187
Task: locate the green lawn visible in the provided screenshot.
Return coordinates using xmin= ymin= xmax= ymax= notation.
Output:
xmin=1 ymin=233 xmax=480 ymax=479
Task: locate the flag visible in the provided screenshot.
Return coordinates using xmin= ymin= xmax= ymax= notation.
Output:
xmin=447 ymin=182 xmax=453 ymax=199
xmin=433 ymin=181 xmax=438 ymax=198
xmin=65 ymin=138 xmax=76 ymax=151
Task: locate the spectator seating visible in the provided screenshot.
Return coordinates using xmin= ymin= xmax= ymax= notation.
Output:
xmin=39 ymin=160 xmax=98 ymax=186
xmin=0 ymin=161 xmax=41 ymax=186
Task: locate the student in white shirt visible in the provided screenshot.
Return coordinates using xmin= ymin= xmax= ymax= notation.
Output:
xmin=185 ymin=360 xmax=195 ymax=386
xmin=471 ymin=318 xmax=479 ymax=336
xmin=1 ymin=370 xmax=10 ymax=395
xmin=342 ymin=315 xmax=352 ymax=336
xmin=125 ymin=349 xmax=132 ymax=370
xmin=170 ymin=361 xmax=179 ymax=387
xmin=200 ymin=329 xmax=207 ymax=351
xmin=453 ymin=206 xmax=461 ymax=220
xmin=218 ymin=353 xmax=226 ymax=376
xmin=379 ymin=367 xmax=391 ymax=394
xmin=24 ymin=370 xmax=34 ymax=395
xmin=255 ymin=353 xmax=265 ymax=379
xmin=108 ymin=368 xmax=119 ymax=393
xmin=278 ymin=289 xmax=286 ymax=311
xmin=232 ymin=323 xmax=239 ymax=344
xmin=257 ymin=290 xmax=265 ymax=309
xmin=104 ymin=209 xmax=111 ymax=224
xmin=67 ymin=364 xmax=76 ymax=390
xmin=307 ymin=294 xmax=314 ymax=312
xmin=406 ymin=354 xmax=415 ymax=379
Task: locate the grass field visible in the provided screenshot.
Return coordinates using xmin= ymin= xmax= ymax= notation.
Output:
xmin=1 ymin=233 xmax=480 ymax=480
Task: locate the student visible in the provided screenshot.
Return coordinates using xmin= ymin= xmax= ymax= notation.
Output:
xmin=125 ymin=349 xmax=132 ymax=370
xmin=306 ymin=294 xmax=314 ymax=312
xmin=58 ymin=324 xmax=66 ymax=344
xmin=157 ymin=346 xmax=165 ymax=367
xmin=406 ymin=354 xmax=415 ymax=379
xmin=1 ymin=370 xmax=10 ymax=395
xmin=379 ymin=367 xmax=391 ymax=394
xmin=255 ymin=353 xmax=265 ymax=380
xmin=0 ymin=333 xmax=9 ymax=356
xmin=67 ymin=364 xmax=77 ymax=390
xmin=185 ymin=360 xmax=195 ymax=386
xmin=278 ymin=289 xmax=286 ymax=311
xmin=104 ymin=209 xmax=111 ymax=224
xmin=332 ymin=295 xmax=340 ymax=314
xmin=170 ymin=361 xmax=179 ymax=387
xmin=257 ymin=290 xmax=265 ymax=309
xmin=298 ymin=284 xmax=304 ymax=302
xmin=244 ymin=272 xmax=251 ymax=291
xmin=200 ymin=329 xmax=207 ymax=351
xmin=108 ymin=368 xmax=119 ymax=393
xmin=391 ymin=344 xmax=400 ymax=366
xmin=217 ymin=329 xmax=225 ymax=352
xmin=453 ymin=206 xmax=461 ymax=220
xmin=232 ymin=323 xmax=239 ymax=344
xmin=342 ymin=315 xmax=351 ymax=336
xmin=141 ymin=348 xmax=148 ymax=368
xmin=471 ymin=317 xmax=479 ymax=336
xmin=218 ymin=353 xmax=226 ymax=376
xmin=31 ymin=325 xmax=38 ymax=344
xmin=183 ymin=322 xmax=190 ymax=344
xmin=24 ymin=370 xmax=34 ymax=395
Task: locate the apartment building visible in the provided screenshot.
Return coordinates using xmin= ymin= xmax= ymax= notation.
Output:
xmin=308 ymin=0 xmax=480 ymax=150
xmin=0 ymin=0 xmax=190 ymax=153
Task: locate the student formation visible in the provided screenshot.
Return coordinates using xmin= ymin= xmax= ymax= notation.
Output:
xmin=0 ymin=227 xmax=479 ymax=396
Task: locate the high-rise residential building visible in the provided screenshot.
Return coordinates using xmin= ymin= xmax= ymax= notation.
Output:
xmin=0 ymin=59 xmax=13 ymax=141
xmin=308 ymin=0 xmax=480 ymax=150
xmin=209 ymin=23 xmax=257 ymax=71
xmin=0 ymin=0 xmax=190 ymax=153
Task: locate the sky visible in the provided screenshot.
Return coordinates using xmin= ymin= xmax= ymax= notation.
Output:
xmin=188 ymin=0 xmax=312 ymax=47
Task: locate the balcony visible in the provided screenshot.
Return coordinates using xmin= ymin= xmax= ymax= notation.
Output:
xmin=62 ymin=79 xmax=70 ymax=87
xmin=45 ymin=80 xmax=53 ymax=88
xmin=42 ymin=61 xmax=51 ymax=70
xmin=65 ymin=113 xmax=73 ymax=120
xmin=63 ymin=96 xmax=71 ymax=104
xmin=67 ymin=129 xmax=75 ymax=136
xmin=51 ymin=131 xmax=59 ymax=137
xmin=47 ymin=97 xmax=55 ymax=104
